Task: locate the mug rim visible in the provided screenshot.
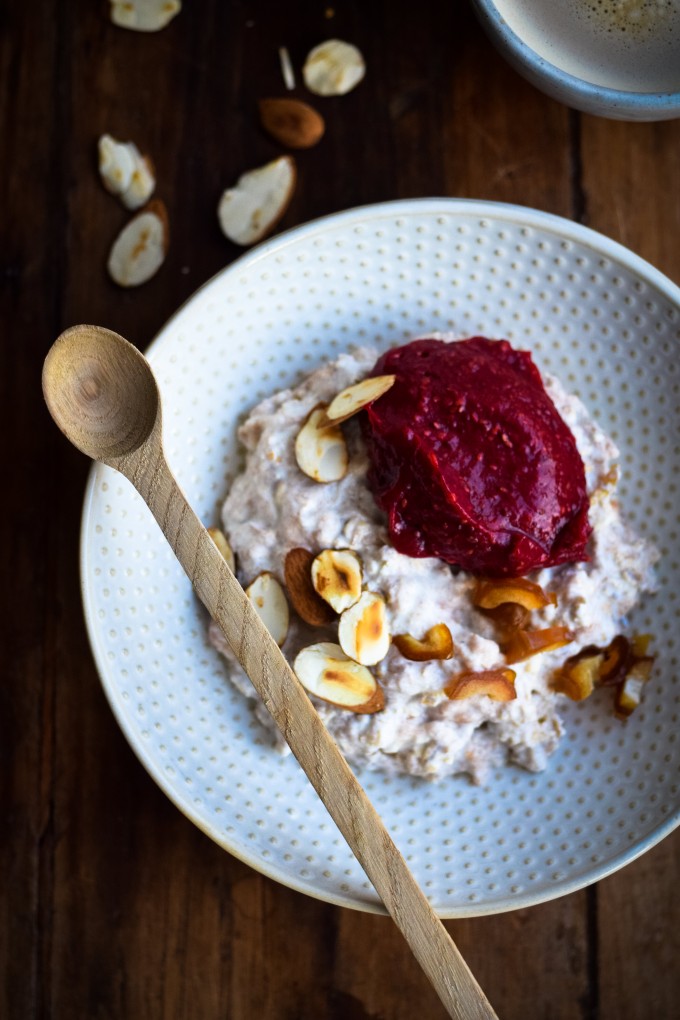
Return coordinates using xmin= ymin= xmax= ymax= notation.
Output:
xmin=471 ymin=0 xmax=680 ymax=114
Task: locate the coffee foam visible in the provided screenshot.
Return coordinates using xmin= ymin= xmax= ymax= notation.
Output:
xmin=494 ymin=0 xmax=680 ymax=92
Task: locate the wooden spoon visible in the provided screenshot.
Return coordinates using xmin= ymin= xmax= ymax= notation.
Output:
xmin=43 ymin=325 xmax=498 ymax=1020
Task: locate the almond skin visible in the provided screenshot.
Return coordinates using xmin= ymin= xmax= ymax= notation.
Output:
xmin=284 ymin=547 xmax=336 ymax=626
xmin=258 ymin=98 xmax=325 ymax=149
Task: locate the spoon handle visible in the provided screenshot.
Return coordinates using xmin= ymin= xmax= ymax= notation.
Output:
xmin=122 ymin=440 xmax=497 ymax=1020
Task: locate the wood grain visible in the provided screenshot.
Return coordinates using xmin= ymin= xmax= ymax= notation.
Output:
xmin=2 ymin=0 xmax=679 ymax=1017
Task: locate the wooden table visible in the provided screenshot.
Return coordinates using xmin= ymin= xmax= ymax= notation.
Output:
xmin=3 ymin=2 xmax=679 ymax=1017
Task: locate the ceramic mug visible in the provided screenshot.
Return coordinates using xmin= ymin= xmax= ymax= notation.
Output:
xmin=470 ymin=0 xmax=680 ymax=121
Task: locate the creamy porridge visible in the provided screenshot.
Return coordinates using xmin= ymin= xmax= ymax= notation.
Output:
xmin=208 ymin=342 xmax=657 ymax=783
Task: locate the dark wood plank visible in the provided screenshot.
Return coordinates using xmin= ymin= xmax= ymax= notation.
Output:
xmin=2 ymin=1 xmax=679 ymax=1018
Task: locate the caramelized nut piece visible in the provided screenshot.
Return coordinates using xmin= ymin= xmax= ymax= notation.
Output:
xmin=479 ymin=602 xmax=531 ymax=634
xmin=598 ymin=634 xmax=632 ymax=686
xmin=444 ymin=668 xmax=517 ymax=702
xmin=322 ymin=375 xmax=396 ymax=426
xmin=294 ymin=406 xmax=348 ymax=483
xmin=245 ymin=572 xmax=289 ymax=647
xmin=293 ymin=642 xmax=384 ymax=713
xmin=615 ymin=657 xmax=654 ymax=718
xmin=338 ymin=592 xmax=390 ymax=666
xmin=311 ymin=549 xmax=362 ymax=613
xmin=393 ymin=624 xmax=454 ymax=662
xmin=504 ymin=626 xmax=574 ymax=664
xmin=207 ymin=526 xmax=236 ymax=574
xmin=284 ymin=547 xmax=335 ymax=626
xmin=553 ymin=651 xmax=605 ymax=701
xmin=631 ymin=633 xmax=653 ymax=658
xmin=474 ymin=577 xmax=557 ymax=612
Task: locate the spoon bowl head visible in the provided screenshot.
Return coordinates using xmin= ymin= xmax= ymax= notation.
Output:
xmin=43 ymin=325 xmax=160 ymax=464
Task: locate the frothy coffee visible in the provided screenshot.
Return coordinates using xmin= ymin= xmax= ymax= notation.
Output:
xmin=494 ymin=0 xmax=680 ymax=92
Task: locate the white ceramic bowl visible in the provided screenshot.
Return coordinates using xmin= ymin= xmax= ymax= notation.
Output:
xmin=471 ymin=0 xmax=680 ymax=121
xmin=81 ymin=199 xmax=680 ymax=917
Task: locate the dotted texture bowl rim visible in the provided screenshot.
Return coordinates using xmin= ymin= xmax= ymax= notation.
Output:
xmin=80 ymin=198 xmax=680 ymax=917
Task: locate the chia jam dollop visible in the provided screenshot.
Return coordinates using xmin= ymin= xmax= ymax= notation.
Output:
xmin=363 ymin=338 xmax=592 ymax=577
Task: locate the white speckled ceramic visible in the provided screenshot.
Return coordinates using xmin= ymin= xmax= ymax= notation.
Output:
xmin=81 ymin=199 xmax=680 ymax=917
xmin=470 ymin=0 xmax=680 ymax=121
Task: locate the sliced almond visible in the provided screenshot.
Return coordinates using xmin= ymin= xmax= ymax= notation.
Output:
xmin=106 ymin=200 xmax=168 ymax=288
xmin=444 ymin=668 xmax=517 ymax=703
xmin=284 ymin=547 xmax=336 ymax=626
xmin=294 ymin=406 xmax=348 ymax=483
xmin=293 ymin=642 xmax=384 ymax=713
xmin=552 ymin=652 xmax=604 ymax=701
xmin=474 ymin=577 xmax=557 ymax=612
xmin=245 ymin=571 xmax=289 ymax=647
xmin=504 ymin=626 xmax=574 ymax=664
xmin=322 ymin=375 xmax=396 ymax=426
xmin=207 ymin=527 xmax=236 ymax=574
xmin=597 ymin=634 xmax=632 ymax=686
xmin=393 ymin=624 xmax=454 ymax=662
xmin=98 ymin=135 xmax=156 ymax=209
xmin=615 ymin=656 xmax=654 ymax=718
xmin=338 ymin=591 xmax=390 ymax=666
xmin=278 ymin=46 xmax=296 ymax=90
xmin=109 ymin=0 xmax=182 ymax=31
xmin=98 ymin=134 xmax=136 ymax=196
xmin=259 ymin=98 xmax=325 ymax=149
xmin=311 ymin=549 xmax=362 ymax=613
xmin=302 ymin=39 xmax=366 ymax=96
xmin=217 ymin=156 xmax=296 ymax=247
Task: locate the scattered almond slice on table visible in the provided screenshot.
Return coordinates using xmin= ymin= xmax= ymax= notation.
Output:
xmin=207 ymin=527 xmax=236 ymax=574
xmin=245 ymin=572 xmax=289 ymax=647
xmin=293 ymin=642 xmax=384 ymax=713
xmin=338 ymin=591 xmax=390 ymax=666
xmin=311 ymin=549 xmax=362 ymax=613
xmin=393 ymin=624 xmax=454 ymax=662
xmin=303 ymin=39 xmax=366 ymax=96
xmin=217 ymin=156 xmax=296 ymax=247
xmin=106 ymin=199 xmax=168 ymax=287
xmin=109 ymin=0 xmax=181 ymax=31
xmin=444 ymin=668 xmax=517 ymax=703
xmin=278 ymin=46 xmax=296 ymax=90
xmin=294 ymin=405 xmax=348 ymax=482
xmin=259 ymin=98 xmax=325 ymax=149
xmin=322 ymin=374 xmax=396 ymax=425
xmin=284 ymin=547 xmax=336 ymax=626
xmin=98 ymin=134 xmax=156 ymax=210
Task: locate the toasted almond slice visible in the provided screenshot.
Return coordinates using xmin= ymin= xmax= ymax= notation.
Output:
xmin=553 ymin=652 xmax=604 ymax=701
xmin=338 ymin=591 xmax=390 ymax=666
xmin=294 ymin=406 xmax=348 ymax=483
xmin=207 ymin=527 xmax=236 ymax=574
xmin=110 ymin=0 xmax=181 ymax=31
xmin=259 ymin=98 xmax=325 ymax=149
xmin=245 ymin=571 xmax=289 ymax=647
xmin=98 ymin=135 xmax=156 ymax=209
xmin=303 ymin=39 xmax=365 ymax=96
xmin=311 ymin=549 xmax=362 ymax=613
xmin=631 ymin=633 xmax=653 ymax=658
xmin=279 ymin=46 xmax=296 ymax=90
xmin=444 ymin=668 xmax=517 ymax=703
xmin=293 ymin=642 xmax=384 ymax=713
xmin=106 ymin=200 xmax=169 ymax=287
xmin=474 ymin=577 xmax=557 ymax=612
xmin=615 ymin=657 xmax=654 ymax=718
xmin=284 ymin=547 xmax=336 ymax=626
xmin=504 ymin=626 xmax=574 ymax=664
xmin=322 ymin=375 xmax=396 ymax=426
xmin=479 ymin=602 xmax=531 ymax=634
xmin=217 ymin=156 xmax=296 ymax=247
xmin=121 ymin=154 xmax=156 ymax=210
xmin=393 ymin=624 xmax=454 ymax=662
xmin=98 ymin=134 xmax=136 ymax=195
